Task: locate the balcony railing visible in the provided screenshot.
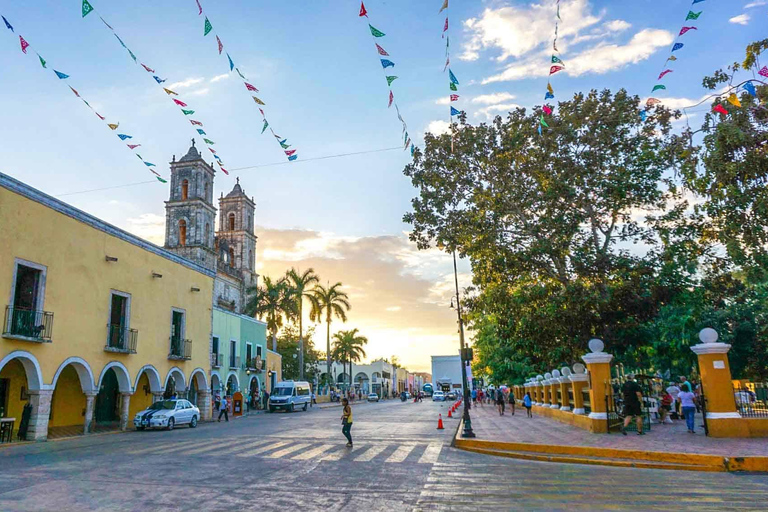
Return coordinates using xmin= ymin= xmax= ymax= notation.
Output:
xmin=212 ymin=352 xmax=223 ymax=368
xmin=105 ymin=324 xmax=138 ymax=354
xmin=229 ymin=355 xmax=241 ymax=369
xmin=168 ymin=337 xmax=192 ymax=360
xmin=243 ymin=357 xmax=263 ymax=371
xmin=2 ymin=305 xmax=53 ymax=342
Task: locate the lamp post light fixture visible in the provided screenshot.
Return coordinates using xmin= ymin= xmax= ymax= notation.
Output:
xmin=452 ymin=250 xmax=475 ymax=438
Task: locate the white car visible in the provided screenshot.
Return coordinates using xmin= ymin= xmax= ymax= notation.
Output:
xmin=367 ymin=393 xmax=380 ymax=402
xmin=432 ymin=391 xmax=446 ymax=401
xmin=134 ymin=399 xmax=199 ymax=430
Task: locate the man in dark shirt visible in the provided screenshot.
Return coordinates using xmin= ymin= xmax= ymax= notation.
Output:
xmin=621 ymin=375 xmax=644 ymax=435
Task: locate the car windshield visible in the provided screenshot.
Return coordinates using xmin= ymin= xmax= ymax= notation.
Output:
xmin=148 ymin=400 xmax=176 ymax=410
xmin=274 ymin=387 xmax=293 ymax=396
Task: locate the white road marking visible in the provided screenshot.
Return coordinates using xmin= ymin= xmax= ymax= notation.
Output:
xmin=418 ymin=443 xmax=442 ymax=464
xmin=237 ymin=441 xmax=289 ymax=457
xmin=291 ymin=444 xmax=335 ymax=461
xmin=217 ymin=439 xmax=272 ymax=456
xmin=385 ymin=444 xmax=416 ymax=463
xmin=180 ymin=440 xmax=236 ymax=456
xmin=267 ymin=443 xmax=312 ymax=459
xmin=127 ymin=440 xmax=199 ymax=455
xmin=354 ymin=444 xmax=388 ymax=462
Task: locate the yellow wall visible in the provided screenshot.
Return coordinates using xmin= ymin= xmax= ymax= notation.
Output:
xmin=266 ymin=351 xmax=282 ymax=393
xmin=129 ymin=373 xmax=154 ymax=418
xmin=0 ymin=359 xmax=27 ymax=422
xmin=0 ymin=183 xmax=214 ymax=398
xmin=50 ymin=365 xmax=85 ymax=427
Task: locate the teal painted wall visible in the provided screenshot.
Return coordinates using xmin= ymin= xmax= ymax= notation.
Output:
xmin=212 ymin=308 xmax=268 ymax=402
xmin=212 ymin=308 xmax=241 ymax=394
xmin=240 ymin=315 xmax=268 ymax=398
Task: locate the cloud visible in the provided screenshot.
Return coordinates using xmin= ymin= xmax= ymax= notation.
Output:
xmin=745 ymin=1 xmax=766 ymax=8
xmin=209 ymin=74 xmax=229 ymax=83
xmin=385 ymin=306 xmax=402 ymax=312
xmin=475 ymin=103 xmax=522 ymax=120
xmin=642 ymin=95 xmax=705 ymax=110
xmin=604 ymin=20 xmax=631 ymax=32
xmin=124 ymin=213 xmax=165 ymax=245
xmin=729 ymin=14 xmax=750 ymax=25
xmin=427 ymin=120 xmax=451 ymax=135
xmin=167 ymin=77 xmax=205 ymax=89
xmin=435 ymin=97 xmax=452 ymax=105
xmin=188 ymin=88 xmax=210 ymax=97
xmin=470 ymin=92 xmax=517 ymax=104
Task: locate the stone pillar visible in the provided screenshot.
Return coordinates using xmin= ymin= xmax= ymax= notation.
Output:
xmin=582 ymin=339 xmax=613 ymax=421
xmin=541 ymin=381 xmax=550 ymax=406
xmin=549 ymin=374 xmax=560 ymax=409
xmin=26 ymin=389 xmax=53 ymax=441
xmin=197 ymin=389 xmax=212 ymax=421
xmin=120 ymin=393 xmax=133 ymax=431
xmin=691 ymin=329 xmax=741 ymax=429
xmin=569 ymin=373 xmax=589 ymax=415
xmin=83 ymin=392 xmax=98 ymax=434
xmin=559 ymin=378 xmax=571 ymax=411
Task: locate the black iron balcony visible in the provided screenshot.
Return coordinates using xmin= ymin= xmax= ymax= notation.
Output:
xmin=105 ymin=324 xmax=138 ymax=354
xmin=169 ymin=337 xmax=192 ymax=360
xmin=229 ymin=355 xmax=240 ymax=370
xmin=243 ymin=357 xmax=262 ymax=371
xmin=2 ymin=305 xmax=53 ymax=342
xmin=212 ymin=352 xmax=223 ymax=368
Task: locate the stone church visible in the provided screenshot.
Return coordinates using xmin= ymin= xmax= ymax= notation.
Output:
xmin=163 ymin=141 xmax=257 ymax=313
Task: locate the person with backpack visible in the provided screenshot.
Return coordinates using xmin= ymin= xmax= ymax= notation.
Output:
xmin=523 ymin=392 xmax=533 ymax=418
xmin=496 ymin=388 xmax=506 ymax=416
xmin=218 ymin=395 xmax=229 ymax=422
xmin=508 ymin=389 xmax=516 ymax=416
xmin=621 ymin=375 xmax=644 ymax=435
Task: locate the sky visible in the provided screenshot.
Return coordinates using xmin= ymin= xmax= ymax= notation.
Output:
xmin=0 ymin=1 xmax=763 ymax=372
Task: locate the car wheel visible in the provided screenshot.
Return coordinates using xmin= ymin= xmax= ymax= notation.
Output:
xmin=167 ymin=418 xmax=175 ymax=431
xmin=190 ymin=416 xmax=197 ymax=428
xmin=303 ymin=403 xmax=308 ymax=412
xmin=269 ymin=406 xmax=275 ymax=413
xmin=136 ymin=426 xmax=145 ymax=431
xmin=290 ymin=403 xmax=295 ymax=413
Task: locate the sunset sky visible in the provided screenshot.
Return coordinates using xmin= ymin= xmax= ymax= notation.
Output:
xmin=0 ymin=1 xmax=762 ymax=371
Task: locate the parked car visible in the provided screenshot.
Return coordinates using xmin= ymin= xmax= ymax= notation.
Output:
xmin=367 ymin=393 xmax=380 ymax=402
xmin=269 ymin=381 xmax=312 ymax=412
xmin=404 ymin=392 xmax=411 ymax=399
xmin=134 ymin=399 xmax=199 ymax=431
xmin=432 ymin=391 xmax=446 ymax=401
xmin=446 ymin=391 xmax=457 ymax=400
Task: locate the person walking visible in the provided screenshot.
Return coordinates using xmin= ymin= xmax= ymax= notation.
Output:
xmin=523 ymin=392 xmax=533 ymax=418
xmin=659 ymin=390 xmax=673 ymax=424
xmin=496 ymin=388 xmax=505 ymax=416
xmin=471 ymin=388 xmax=477 ymax=405
xmin=666 ymin=381 xmax=681 ymax=418
xmin=508 ymin=389 xmax=516 ymax=416
xmin=218 ymin=395 xmax=229 ymax=422
xmin=621 ymin=374 xmax=644 ymax=435
xmin=679 ymin=387 xmax=697 ymax=433
xmin=263 ymin=388 xmax=270 ymax=413
xmin=341 ymin=398 xmax=353 ymax=447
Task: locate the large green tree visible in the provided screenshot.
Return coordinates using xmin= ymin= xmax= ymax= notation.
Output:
xmin=245 ymin=276 xmax=296 ymax=351
xmin=311 ymin=282 xmax=351 ymax=386
xmin=286 ymin=267 xmax=320 ymax=380
xmin=276 ymin=324 xmax=321 ymax=382
xmin=332 ymin=328 xmax=368 ymax=391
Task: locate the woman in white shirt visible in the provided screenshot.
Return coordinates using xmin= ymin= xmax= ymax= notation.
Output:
xmin=678 ymin=390 xmax=697 ymax=433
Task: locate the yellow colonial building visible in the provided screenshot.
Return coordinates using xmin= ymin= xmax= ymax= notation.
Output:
xmin=0 ymin=172 xmax=215 ymax=441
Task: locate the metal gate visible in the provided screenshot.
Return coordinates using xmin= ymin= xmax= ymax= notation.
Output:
xmin=605 ymin=382 xmax=653 ymax=433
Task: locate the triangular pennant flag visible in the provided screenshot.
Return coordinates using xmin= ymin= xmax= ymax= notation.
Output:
xmin=149 ymin=169 xmax=160 ymax=176
xmin=204 ymin=17 xmax=213 ymax=36
xmin=442 ymin=18 xmax=448 ymax=37
xmin=439 ymin=0 xmax=449 ymax=14
xmin=549 ymin=65 xmax=564 ymax=75
xmin=381 ymin=59 xmax=395 ymax=68
xmin=38 ymin=54 xmax=46 ymax=68
xmin=173 ymin=99 xmax=188 ymax=107
xmin=538 ymin=124 xmax=543 ymax=135
xmin=196 ymin=129 xmax=206 ymax=135
xmin=658 ymin=69 xmax=673 ymax=80
xmin=369 ymin=24 xmax=385 ymax=37
xmin=153 ymin=76 xmax=166 ymax=83
xmin=388 ymin=90 xmax=394 ymax=107
xmin=449 ymin=69 xmax=459 ymax=84
xmin=236 ymin=67 xmax=245 ymax=79
xmin=410 ymin=144 xmax=415 ymax=157
xmin=196 ymin=0 xmax=203 ymax=15
xmin=727 ymin=93 xmax=741 ymax=108
xmin=164 ymin=88 xmax=178 ymax=96
xmin=539 ymin=115 xmax=548 ymax=128
xmin=686 ymin=11 xmax=702 ymax=21
xmin=652 ymin=84 xmax=666 ymax=92
xmin=551 ymin=55 xmax=564 ymax=64
xmin=128 ymin=49 xmax=137 ymax=62
xmin=219 ymin=167 xmax=229 ymax=175
xmin=54 ymin=70 xmax=69 ymax=79
xmin=679 ymin=26 xmax=697 ymax=36
xmin=203 ymin=138 xmax=215 ymax=145
xmin=281 ymin=143 xmax=291 ymax=149
xmin=758 ymin=66 xmax=768 ymax=78
xmin=181 ymin=109 xmax=195 ymax=115
xmin=444 ymin=56 xmax=450 ymax=72
xmin=2 ymin=15 xmax=13 ymax=32
xmin=285 ymin=149 xmax=296 ymax=156
xmin=114 ymin=34 xmax=127 ymax=49
xmin=386 ymin=76 xmax=398 ymax=86
xmin=82 ymin=0 xmax=94 ymax=18
xmin=672 ymin=43 xmax=684 ymax=52
xmin=547 ymin=83 xmax=554 ymax=94
xmin=712 ymin=104 xmax=728 ymax=116
xmin=404 ymin=138 xmax=411 ymax=149
xmin=245 ymin=82 xmax=259 ymax=92
xmin=141 ymin=63 xmax=155 ymax=73
xmin=359 ymin=1 xmax=368 ymax=18
xmin=261 ymin=119 xmax=269 ymax=133
xmin=288 ymin=155 xmax=298 ymax=161
xmin=216 ymin=36 xmax=223 ymax=54
xmin=692 ymin=0 xmax=705 ymax=3
xmin=259 ymin=108 xmax=265 ymax=116
xmin=542 ymin=105 xmax=553 ymax=115
xmin=127 ymin=144 xmax=140 ymax=149
xmin=190 ymin=120 xmax=203 ymax=126
xmin=376 ymin=43 xmax=389 ymax=56
xmin=156 ymin=176 xmax=168 ymax=183
xmin=117 ymin=134 xmax=132 ymax=140
xmin=743 ymin=82 xmax=757 ymax=97
xmin=668 ymin=55 xmax=677 ymax=61
xmin=450 ymin=94 xmax=459 ymax=101
xmin=449 ymin=82 xmax=457 ymax=91
xmin=19 ymin=35 xmax=29 ymax=54
xmin=639 ymin=110 xmax=647 ymax=121
xmin=545 ymin=92 xmax=554 ymax=100
xmin=144 ymin=161 xmax=156 ymax=167
xmin=252 ymin=96 xmax=265 ymax=105
xmin=450 ymin=106 xmax=460 ymax=116
xmin=646 ymin=98 xmax=661 ymax=107
xmin=227 ymin=53 xmax=234 ymax=71
xmin=209 ymin=148 xmax=217 ymax=153
xmin=95 ymin=112 xmax=105 ymax=120
xmin=69 ymin=86 xmax=80 ymax=97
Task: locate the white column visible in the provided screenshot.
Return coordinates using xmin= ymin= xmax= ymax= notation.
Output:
xmin=119 ymin=393 xmax=133 ymax=431
xmin=83 ymin=392 xmax=98 ymax=434
xmin=26 ymin=389 xmax=53 ymax=441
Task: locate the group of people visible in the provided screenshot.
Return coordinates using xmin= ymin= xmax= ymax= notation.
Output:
xmin=470 ymin=387 xmax=519 ymax=417
xmin=621 ymin=374 xmax=701 ymax=435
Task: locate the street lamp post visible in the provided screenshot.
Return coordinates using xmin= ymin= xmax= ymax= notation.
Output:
xmin=453 ymin=250 xmax=475 ymax=438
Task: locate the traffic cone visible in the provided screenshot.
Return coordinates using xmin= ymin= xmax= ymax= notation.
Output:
xmin=447 ymin=408 xmax=453 ymax=418
xmin=437 ymin=414 xmax=444 ymax=429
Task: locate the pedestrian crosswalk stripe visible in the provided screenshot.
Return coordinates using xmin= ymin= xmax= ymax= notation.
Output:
xmin=180 ymin=440 xmax=234 ymax=456
xmin=237 ymin=441 xmax=289 ymax=457
xmin=128 ymin=440 xmax=198 ymax=455
xmin=217 ymin=439 xmax=271 ymax=456
xmin=291 ymin=444 xmax=334 ymax=461
xmin=267 ymin=443 xmax=312 ymax=459
xmin=385 ymin=444 xmax=416 ymax=463
xmin=354 ymin=444 xmax=388 ymax=462
xmin=418 ymin=443 xmax=442 ymax=464
xmin=320 ymin=445 xmax=354 ymax=461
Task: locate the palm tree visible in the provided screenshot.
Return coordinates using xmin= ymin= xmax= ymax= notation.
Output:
xmin=286 ymin=268 xmax=320 ymax=381
xmin=244 ymin=276 xmax=296 ymax=351
xmin=332 ymin=329 xmax=368 ymax=392
xmin=310 ymin=282 xmax=351 ymax=387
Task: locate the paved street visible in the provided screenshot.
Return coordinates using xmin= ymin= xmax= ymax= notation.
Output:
xmin=1 ymin=400 xmax=767 ymax=511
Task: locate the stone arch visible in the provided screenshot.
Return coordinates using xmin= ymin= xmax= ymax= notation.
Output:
xmin=133 ymin=365 xmax=163 ymax=393
xmin=51 ymin=357 xmax=95 ymax=393
xmin=97 ymin=361 xmax=132 ymax=393
xmin=211 ymin=371 xmax=222 ymax=393
xmin=164 ymin=367 xmax=186 ymax=392
xmin=249 ymin=375 xmax=260 ymax=393
xmin=0 ymin=350 xmax=44 ymax=391
xmin=189 ymin=367 xmax=209 ymax=390
xmin=226 ymin=371 xmax=240 ymax=393
xmin=337 ymin=372 xmax=350 ymax=384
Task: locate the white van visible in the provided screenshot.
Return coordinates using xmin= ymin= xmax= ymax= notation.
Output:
xmin=269 ymin=381 xmax=312 ymax=412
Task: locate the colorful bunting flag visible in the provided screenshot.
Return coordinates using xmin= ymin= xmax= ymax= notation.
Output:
xmin=388 ymin=90 xmax=394 ymax=107
xmin=668 ymin=55 xmax=677 ymax=61
xmin=646 ymin=98 xmax=661 ymax=106
xmin=19 ymin=35 xmax=29 ymax=54
xmin=285 ymin=149 xmax=296 ymax=156
xmin=639 ymin=110 xmax=647 ymax=121
xmin=204 ymin=17 xmax=213 ymax=36
xmin=542 ymin=105 xmax=552 ymax=115
xmin=545 ymin=92 xmax=554 ymax=100
xmin=679 ymin=26 xmax=697 ymax=36
xmin=727 ymin=93 xmax=741 ymax=108
xmin=449 ymin=82 xmax=457 ymax=91
xmin=196 ymin=129 xmax=206 ymax=135
xmin=216 ymin=35 xmax=223 ymax=54
xmin=196 ymin=0 xmax=203 ymax=15
xmin=38 ymin=55 xmax=46 ymax=68
xmin=163 ymin=88 xmax=177 ymax=95
xmin=203 ymin=138 xmax=214 ymax=145
xmin=261 ymin=119 xmax=269 ymax=133
xmin=219 ymin=166 xmax=229 ymax=175
xmin=227 ymin=53 xmax=234 ymax=71
xmin=376 ymin=43 xmax=389 ymax=56
xmin=359 ymin=1 xmax=368 ymax=18
xmin=381 ymin=59 xmax=395 ymax=68
xmin=386 ymin=76 xmax=398 ymax=86
xmin=658 ymin=69 xmax=673 ymax=79
xmin=108 ymin=123 xmax=119 ymax=130
xmin=173 ymin=99 xmax=188 ymax=107
xmin=141 ymin=64 xmax=155 ymax=73
xmin=127 ymin=144 xmax=140 ymax=149
xmin=450 ymin=94 xmax=459 ymax=101
xmin=94 ymin=112 xmax=105 ymax=120
xmin=442 ymin=18 xmax=448 ymax=37
xmin=652 ymin=84 xmax=666 ymax=92
xmin=551 ymin=55 xmax=564 ymax=64
xmin=69 ymin=86 xmax=80 ymax=97
xmin=549 ymin=65 xmax=564 ymax=75
xmin=288 ymin=155 xmax=298 ymax=161
xmin=54 ymin=70 xmax=69 ymax=79
xmin=743 ymin=82 xmax=757 ymax=97
xmin=672 ymin=43 xmax=684 ymax=52
xmin=539 ymin=115 xmax=548 ymax=128
xmin=82 ymin=0 xmax=94 ymax=18
xmin=236 ymin=67 xmax=245 ymax=79
xmin=449 ymin=69 xmax=459 ymax=84
xmin=369 ymin=24 xmax=385 ymax=37
xmin=117 ymin=134 xmax=132 ymax=140
xmin=439 ymin=0 xmax=448 ymax=14
xmin=190 ymin=120 xmax=203 ymax=126
xmin=153 ymin=76 xmax=166 ymax=83
xmin=410 ymin=144 xmax=415 ymax=157
xmin=538 ymin=124 xmax=543 ymax=135
xmin=759 ymin=66 xmax=768 ymax=78
xmin=712 ymin=104 xmax=728 ymax=116
xmin=181 ymin=109 xmax=195 ymax=115
xmin=450 ymin=106 xmax=460 ymax=116
xmin=686 ymin=11 xmax=702 ymax=20
xmin=245 ymin=82 xmax=258 ymax=92
xmin=2 ymin=15 xmax=13 ymax=32
xmin=252 ymin=96 xmax=265 ymax=105
xmin=692 ymin=0 xmax=705 ymax=3
xmin=144 ymin=161 xmax=156 ymax=167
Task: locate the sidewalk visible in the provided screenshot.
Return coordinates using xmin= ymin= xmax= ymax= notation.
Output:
xmin=453 ymin=402 xmax=768 ymax=472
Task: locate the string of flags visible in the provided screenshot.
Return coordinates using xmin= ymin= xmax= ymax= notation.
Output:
xmin=642 ymin=0 xmax=706 ymax=119
xmin=709 ymin=79 xmax=766 ymax=119
xmin=82 ymin=0 xmax=229 ymax=175
xmin=359 ymin=2 xmax=414 ymax=156
xmin=440 ymin=0 xmax=463 ymax=143
xmin=540 ymin=0 xmax=564 ymax=135
xmin=195 ymin=0 xmax=298 ymax=162
xmin=1 ymin=14 xmax=166 ymax=183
